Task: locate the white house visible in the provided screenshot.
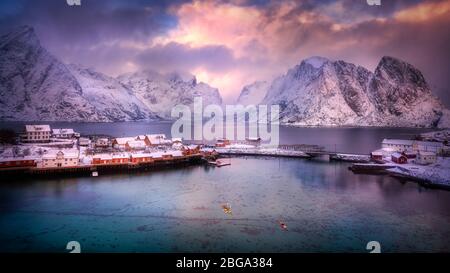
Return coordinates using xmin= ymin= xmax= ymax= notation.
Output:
xmin=382 ymin=139 xmax=414 ymax=152
xmin=382 ymin=139 xmax=444 ymax=154
xmin=22 ymin=125 xmax=51 ymax=143
xmin=52 ymin=128 xmax=79 ymax=139
xmin=144 ymin=134 xmax=172 ymax=146
xmin=78 ymin=137 xmax=91 ymax=147
xmin=112 ymin=137 xmax=137 ymax=150
xmin=95 ymin=138 xmax=109 ymax=148
xmin=416 ymin=151 xmax=437 ymax=165
xmin=125 ymin=140 xmax=146 ymax=151
xmin=41 ymin=150 xmax=79 ymax=168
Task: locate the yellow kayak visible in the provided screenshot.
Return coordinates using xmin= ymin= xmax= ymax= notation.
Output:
xmin=222 ymin=203 xmax=232 ymax=215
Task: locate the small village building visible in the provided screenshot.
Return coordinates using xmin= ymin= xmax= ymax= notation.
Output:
xmin=112 ymin=137 xmax=136 ymax=150
xmin=149 ymin=152 xmax=164 ymax=161
xmin=416 ymin=151 xmax=437 ymax=165
xmin=370 ymin=151 xmax=383 ymax=161
xmin=144 ymin=134 xmax=172 ymax=146
xmin=131 ymin=153 xmax=154 ymax=163
xmin=382 ymin=139 xmax=444 ymax=154
xmin=246 ymin=137 xmax=261 ymax=146
xmin=413 ymin=141 xmax=444 ymax=154
xmin=182 ymin=145 xmax=200 ymax=155
xmin=112 ymin=154 xmax=130 ymax=164
xmin=403 ymin=150 xmax=417 ymax=159
xmin=92 ymin=154 xmax=113 ymax=165
xmin=95 ymin=138 xmax=109 ymax=148
xmin=79 ymin=138 xmax=91 ymax=147
xmin=162 ymin=153 xmax=173 ymax=160
xmin=382 ymin=139 xmax=414 ymax=152
xmin=172 ymin=142 xmax=184 ymax=150
xmin=172 ymin=138 xmax=182 ymax=144
xmin=42 ymin=151 xmax=79 ymax=168
xmin=169 ymin=150 xmax=183 ymax=158
xmin=52 ymin=128 xmax=79 ymax=139
xmin=0 ymin=157 xmax=36 ymax=168
xmin=125 ymin=140 xmax=146 ymax=151
xmin=215 ymin=139 xmax=231 ymax=147
xmin=22 ymin=125 xmax=51 ymax=143
xmin=391 ymin=152 xmax=407 ymax=164
xmin=136 ymin=135 xmax=146 ymax=141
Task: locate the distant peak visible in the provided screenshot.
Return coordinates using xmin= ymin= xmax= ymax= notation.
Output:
xmin=379 ymin=56 xmax=404 ymax=66
xmin=15 ymin=25 xmax=34 ymax=34
xmin=166 ymin=71 xmax=196 ymax=85
xmin=0 ymin=25 xmax=39 ymax=48
xmin=376 ymin=56 xmax=421 ymax=74
xmin=2 ymin=25 xmax=35 ymax=38
xmin=303 ymin=56 xmax=330 ymax=68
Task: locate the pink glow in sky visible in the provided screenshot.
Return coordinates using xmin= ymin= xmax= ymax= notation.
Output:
xmin=1 ymin=0 xmax=449 ymax=104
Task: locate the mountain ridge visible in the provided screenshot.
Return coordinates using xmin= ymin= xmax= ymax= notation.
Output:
xmin=238 ymin=56 xmax=449 ymax=128
xmin=0 ymin=26 xmax=222 ymax=122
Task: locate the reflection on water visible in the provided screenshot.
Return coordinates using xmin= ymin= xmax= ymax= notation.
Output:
xmin=0 ymin=157 xmax=449 ymax=253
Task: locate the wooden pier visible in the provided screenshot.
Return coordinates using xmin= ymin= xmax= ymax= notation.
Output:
xmin=349 ymin=163 xmax=395 ymax=173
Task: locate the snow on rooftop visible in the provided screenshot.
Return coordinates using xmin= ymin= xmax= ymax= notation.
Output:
xmin=93 ymin=154 xmax=112 ymax=160
xmin=112 ymin=154 xmax=130 ymax=159
xmin=131 ymin=153 xmax=152 ymax=158
xmin=0 ymin=156 xmax=37 ymax=162
xmin=419 ymin=151 xmax=436 ymax=156
xmin=126 ymin=140 xmax=146 ymax=147
xmin=42 ymin=150 xmax=79 ymax=159
xmin=25 ymin=125 xmax=51 ymax=132
xmin=52 ymin=128 xmax=75 ymax=134
xmin=113 ymin=137 xmax=136 ymax=145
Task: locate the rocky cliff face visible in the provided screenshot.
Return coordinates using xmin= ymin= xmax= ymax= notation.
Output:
xmin=0 ymin=26 xmax=105 ymax=121
xmin=242 ymin=56 xmax=448 ymax=127
xmin=236 ymin=81 xmax=270 ymax=106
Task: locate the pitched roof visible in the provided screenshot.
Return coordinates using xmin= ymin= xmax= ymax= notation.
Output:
xmin=126 ymin=140 xmax=146 ymax=148
xmin=25 ymin=125 xmax=51 ymax=132
xmin=114 ymin=137 xmax=136 ymax=145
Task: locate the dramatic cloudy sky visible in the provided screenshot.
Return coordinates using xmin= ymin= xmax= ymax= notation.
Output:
xmin=0 ymin=0 xmax=449 ymax=104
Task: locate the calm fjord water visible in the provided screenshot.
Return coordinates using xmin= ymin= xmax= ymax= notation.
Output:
xmin=0 ymin=122 xmax=449 ymax=252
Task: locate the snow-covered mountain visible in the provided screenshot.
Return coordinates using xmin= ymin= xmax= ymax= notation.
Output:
xmin=0 ymin=26 xmax=106 ymax=121
xmin=0 ymin=26 xmax=222 ymax=122
xmin=118 ymin=70 xmax=222 ymax=119
xmin=243 ymin=56 xmax=448 ymax=127
xmin=67 ymin=64 xmax=158 ymax=121
xmin=236 ymin=81 xmax=270 ymax=106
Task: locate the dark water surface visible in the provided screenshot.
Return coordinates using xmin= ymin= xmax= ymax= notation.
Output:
xmin=0 ymin=122 xmax=448 ymax=252
xmin=0 ymin=157 xmax=449 ymax=253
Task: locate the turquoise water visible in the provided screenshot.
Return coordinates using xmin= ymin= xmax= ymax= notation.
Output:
xmin=1 ymin=157 xmax=449 ymax=253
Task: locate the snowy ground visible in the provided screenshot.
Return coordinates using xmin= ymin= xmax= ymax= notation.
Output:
xmin=0 ymin=145 xmax=52 ymax=160
xmin=386 ymin=157 xmax=450 ymax=187
xmin=420 ymin=129 xmax=450 ymax=142
xmin=353 ymin=157 xmax=450 ymax=188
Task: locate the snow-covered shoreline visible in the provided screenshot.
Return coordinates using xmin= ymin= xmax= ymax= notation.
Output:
xmin=351 ymin=158 xmax=450 ymax=189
